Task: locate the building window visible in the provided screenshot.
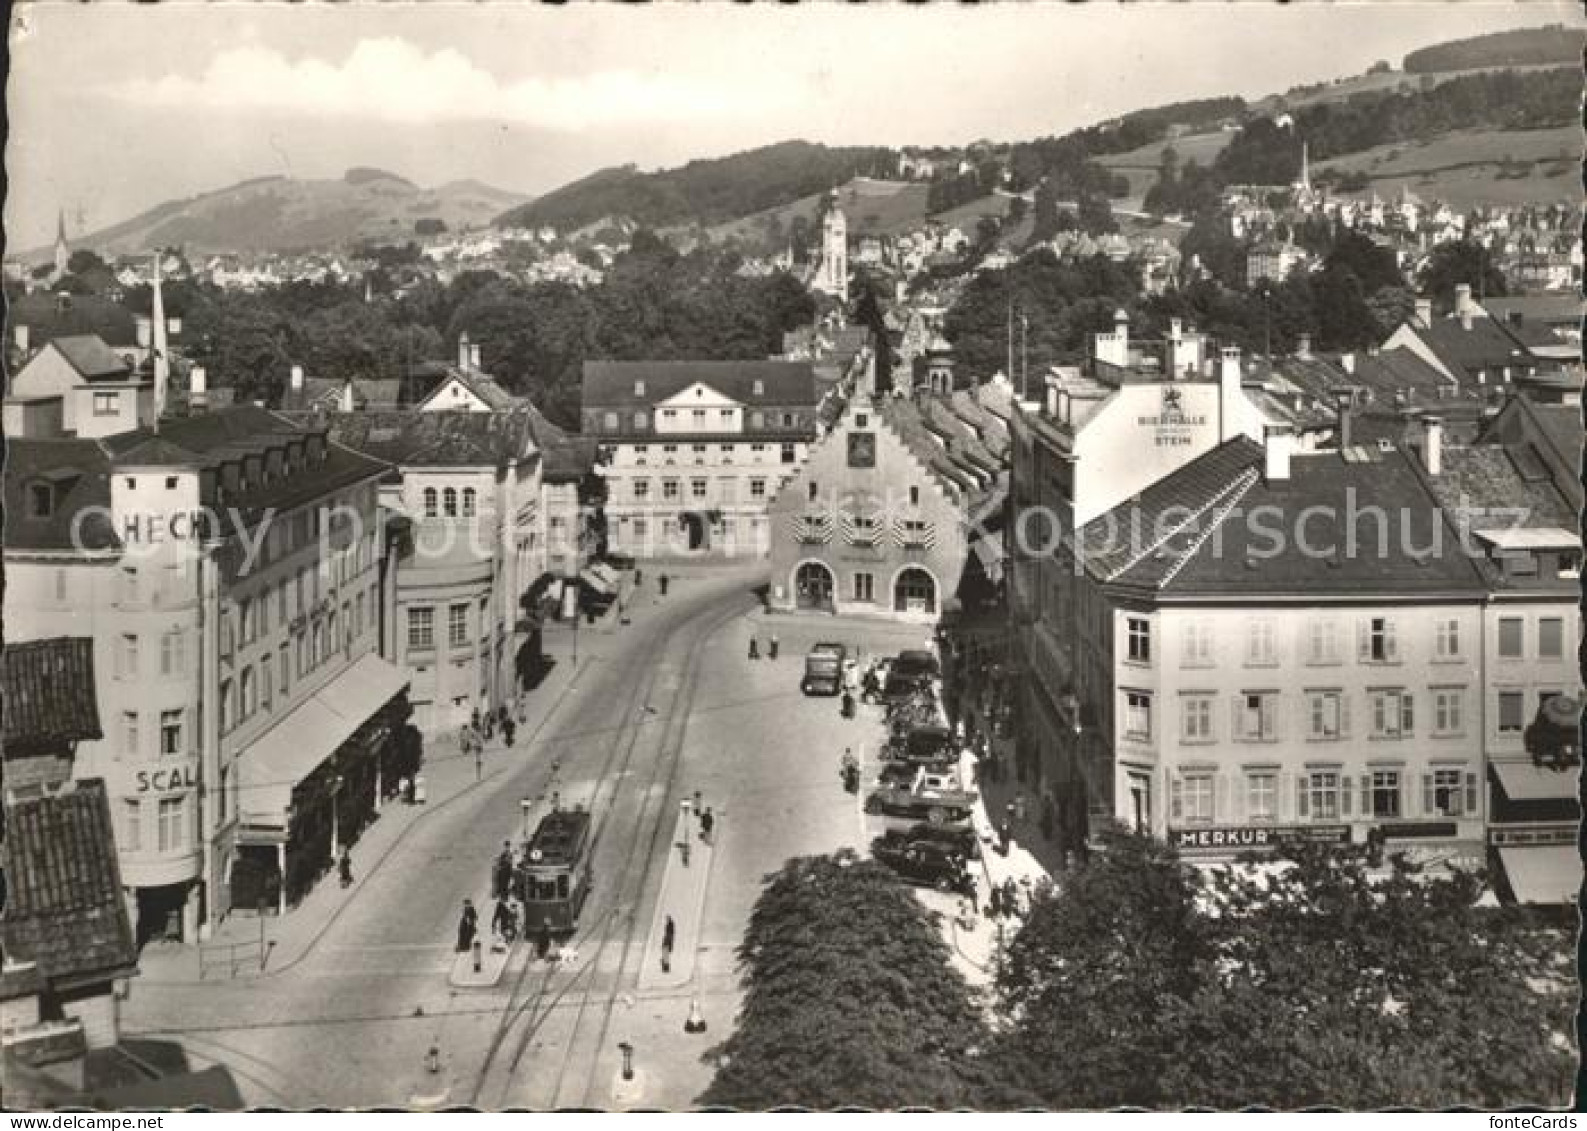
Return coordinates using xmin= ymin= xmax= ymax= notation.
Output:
xmin=853 ymin=572 xmax=875 ymax=602
xmin=1539 ymin=617 xmax=1564 ymax=659
xmin=124 ymin=801 xmax=143 ymax=853
xmin=692 ymin=479 xmax=708 ymax=500
xmin=1362 ymin=616 xmax=1399 ymax=663
xmin=123 ymin=711 xmax=140 ymax=756
xmin=240 ymin=667 xmax=256 ymax=718
xmin=633 ymin=518 xmax=648 ymax=538
xmin=1126 ymin=617 xmax=1151 ymax=664
xmin=157 ymin=797 xmax=186 ymax=853
xmin=633 ymin=411 xmax=648 ymax=430
xmin=119 ymin=634 xmax=140 ymax=679
xmin=720 ymin=444 xmax=734 ymax=462
xmin=1368 ymin=770 xmax=1402 ymax=818
xmin=28 ymin=481 xmax=55 ymax=518
xmin=1123 ymin=691 xmax=1152 ymax=741
xmin=239 ymin=598 xmax=253 ymax=645
xmin=1493 ymin=689 xmax=1528 ymax=733
xmin=1369 ymin=689 xmax=1414 ymax=738
xmin=280 ymin=645 xmax=291 ymax=696
xmin=750 ymin=410 xmax=765 ymax=429
xmin=1180 ymin=695 xmax=1213 ymax=743
xmin=1181 ymin=622 xmax=1213 ymax=668
xmin=692 ymin=444 xmax=708 ymax=463
xmin=443 ymin=488 xmax=458 ymax=517
xmin=1238 ymin=692 xmax=1278 ymax=741
xmin=462 ymin=488 xmax=477 ymax=517
xmin=1305 ymin=690 xmax=1343 ymax=740
xmin=121 ymin=566 xmax=139 ymax=604
xmin=633 ymin=479 xmax=650 ymax=500
xmin=908 ymin=485 xmax=920 ymax=507
xmin=408 ymin=607 xmax=434 ymax=650
xmin=1496 ymin=616 xmax=1523 ymax=659
xmin=1172 ymin=773 xmax=1214 ymax=825
xmin=1245 ymin=619 xmax=1277 ymax=666
xmin=93 ymin=391 xmax=119 ymax=416
xmin=781 ymin=442 xmax=796 ymax=464
xmin=160 ymin=709 xmax=184 ymax=756
xmin=1426 ymin=768 xmax=1476 ymax=818
xmin=423 ymin=488 xmax=438 ymax=517
xmin=1246 ymin=771 xmax=1278 ymax=821
xmin=1300 ymin=771 xmax=1343 ymax=821
xmin=1433 ymin=688 xmax=1464 ymax=735
xmin=1305 ymin=619 xmax=1339 ymax=665
xmin=1434 ymin=617 xmax=1462 ymax=660
xmin=663 ymin=480 xmax=681 ymax=501
xmin=604 ymin=411 xmax=620 ymax=432
xmin=750 ymin=479 xmax=767 ymax=499
xmin=449 ymin=603 xmax=469 ymax=648
xmin=160 ymin=630 xmax=185 ymax=676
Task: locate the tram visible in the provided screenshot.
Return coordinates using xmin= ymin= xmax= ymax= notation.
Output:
xmin=516 ymin=804 xmax=594 ymax=935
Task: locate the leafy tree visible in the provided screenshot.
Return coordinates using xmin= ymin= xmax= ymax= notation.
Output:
xmin=1364 ymin=285 xmax=1417 ymax=337
xmin=699 ymin=851 xmax=990 ymax=1109
xmin=1076 ymin=191 xmax=1117 ymax=236
xmin=1030 ymin=180 xmax=1062 ymax=246
xmin=67 ymin=249 xmax=107 ymax=276
xmin=1322 ymin=229 xmax=1402 ymax=295
xmin=1418 ymin=240 xmax=1507 ymax=312
xmin=414 ymin=217 xmax=448 ymax=236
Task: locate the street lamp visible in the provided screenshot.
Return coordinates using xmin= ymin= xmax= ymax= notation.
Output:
xmin=617 ymin=1041 xmax=635 ymax=1082
xmin=520 ymin=798 xmax=533 ymax=842
xmin=329 ymin=774 xmax=344 ymax=864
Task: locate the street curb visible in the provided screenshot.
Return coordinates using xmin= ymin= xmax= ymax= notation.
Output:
xmin=635 ymin=810 xmax=718 ymax=992
xmin=137 ymin=656 xmax=590 ymax=987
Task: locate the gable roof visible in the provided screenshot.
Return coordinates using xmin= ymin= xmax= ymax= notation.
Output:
xmin=1475 ymin=395 xmax=1583 ymax=511
xmin=280 ymin=376 xmax=405 ymax=413
xmin=7 ymin=292 xmax=139 ymax=349
xmin=1482 ymin=295 xmax=1583 ymax=327
xmin=1414 ymin=316 xmax=1536 ymax=382
xmin=4 ymin=439 xmax=119 ymax=552
xmin=416 ymin=367 xmax=521 ymax=412
xmin=1081 ymin=438 xmax=1488 ymax=598
xmin=582 ymin=360 xmax=816 ymax=410
xmin=1 ymin=637 xmax=103 ymax=747
xmin=1350 ymin=346 xmax=1455 ymax=399
xmin=49 ymin=335 xmax=135 ymax=382
xmin=295 ymin=409 xmax=540 ymax=470
xmin=1 ymin=780 xmax=138 ymax=989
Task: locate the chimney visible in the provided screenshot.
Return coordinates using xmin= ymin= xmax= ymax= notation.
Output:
xmin=1507 ymin=310 xmax=1523 ymax=329
xmin=471 ymin=343 xmax=482 ymax=370
xmin=1334 ymin=387 xmax=1355 ymax=450
xmin=1420 ymin=414 xmax=1443 ymax=476
xmin=1340 ymin=352 xmax=1355 ymax=375
xmin=1456 ymin=284 xmax=1473 ymax=330
xmin=1296 ymin=333 xmax=1312 ymax=359
xmin=190 ymin=365 xmax=207 ymax=399
xmin=1218 ymin=346 xmax=1242 ymax=442
xmin=1263 ymin=424 xmax=1293 ymax=483
xmin=150 ymin=252 xmax=169 ymax=420
xmin=135 ymin=316 xmax=151 ymax=348
xmin=290 ymin=364 xmax=304 ymax=391
xmin=167 ymin=316 xmax=182 ymax=337
xmin=458 ymin=331 xmax=471 ymax=370
xmin=1414 ymin=298 xmax=1432 ymax=328
xmin=13 ymin=323 xmax=28 ymax=356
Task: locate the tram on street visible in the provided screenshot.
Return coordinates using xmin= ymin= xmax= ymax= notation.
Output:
xmin=517 ymin=805 xmax=595 ymax=935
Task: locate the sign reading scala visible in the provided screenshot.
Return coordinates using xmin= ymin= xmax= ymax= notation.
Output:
xmin=1137 ymin=385 xmax=1207 ymax=448
xmin=1173 ymin=824 xmax=1351 ymax=852
xmin=136 ymin=764 xmax=200 ymax=793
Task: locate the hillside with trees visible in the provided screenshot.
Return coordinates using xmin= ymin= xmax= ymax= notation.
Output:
xmin=1403 ymin=23 xmax=1582 ymax=72
xmin=494 ymin=141 xmax=898 ymax=233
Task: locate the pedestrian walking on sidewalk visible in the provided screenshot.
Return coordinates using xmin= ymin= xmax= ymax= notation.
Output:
xmin=457 ymin=900 xmax=478 ymax=953
xmin=659 ymin=573 xmax=670 ymax=597
xmin=494 ymin=842 xmax=514 ymax=900
xmin=338 ymin=848 xmax=353 ymax=889
xmin=661 ymin=915 xmax=676 ymax=972
xmin=492 ymin=897 xmax=517 ymax=945
xmin=700 ymin=807 xmax=715 ymax=845
xmin=748 ymin=636 xmax=760 ymax=660
xmin=999 ymin=818 xmax=1013 ymax=856
xmin=502 ymin=716 xmax=516 ymax=748
xmin=768 ymin=634 xmax=779 ymax=660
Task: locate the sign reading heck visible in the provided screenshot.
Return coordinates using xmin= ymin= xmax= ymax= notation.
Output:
xmin=120 ymin=510 xmax=207 ymax=545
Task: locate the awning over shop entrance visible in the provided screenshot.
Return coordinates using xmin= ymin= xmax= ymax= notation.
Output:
xmin=1491 ymin=760 xmax=1577 ymax=802
xmin=1496 ymin=845 xmax=1582 ymax=905
xmin=238 ymin=653 xmax=409 ymax=828
xmin=579 ymin=566 xmax=617 ymax=597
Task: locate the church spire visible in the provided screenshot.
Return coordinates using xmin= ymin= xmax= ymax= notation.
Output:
xmin=53 ymin=209 xmax=70 ymax=277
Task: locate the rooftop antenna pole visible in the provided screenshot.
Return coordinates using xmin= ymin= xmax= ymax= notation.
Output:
xmin=1006 ymin=297 xmax=1014 ymax=390
xmin=1021 ymin=309 xmax=1029 ymax=402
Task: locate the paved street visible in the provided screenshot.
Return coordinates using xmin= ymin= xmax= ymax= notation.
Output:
xmin=120 ymin=573 xmax=939 ymax=1110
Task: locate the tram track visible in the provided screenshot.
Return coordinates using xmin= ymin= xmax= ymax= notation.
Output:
xmin=469 ymin=591 xmax=745 ymax=1109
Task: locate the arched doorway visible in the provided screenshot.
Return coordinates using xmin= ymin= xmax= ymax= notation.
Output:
xmin=893 ymin=567 xmax=937 ymax=615
xmin=680 ymin=512 xmax=708 ymax=551
xmin=794 ymin=561 xmax=835 ymax=611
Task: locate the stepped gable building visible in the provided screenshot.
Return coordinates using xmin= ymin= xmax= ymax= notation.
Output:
xmin=581 ymin=359 xmax=819 ymax=558
xmin=4 ymin=405 xmax=409 ymax=940
xmin=764 ymin=365 xmax=1005 ymax=621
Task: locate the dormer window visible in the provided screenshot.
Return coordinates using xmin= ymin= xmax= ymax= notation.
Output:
xmin=752 ymin=380 xmax=764 ymax=396
xmin=634 ymin=380 xmax=646 ymax=397
xmin=27 ymin=482 xmax=53 ymax=518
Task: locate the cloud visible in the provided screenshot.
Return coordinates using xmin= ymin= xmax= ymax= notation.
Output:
xmin=108 ymin=38 xmax=796 ymax=131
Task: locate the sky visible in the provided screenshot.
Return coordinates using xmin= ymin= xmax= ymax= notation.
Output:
xmin=6 ymin=1 xmax=1580 ymax=251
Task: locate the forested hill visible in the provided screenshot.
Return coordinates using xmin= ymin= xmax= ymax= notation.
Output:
xmin=1403 ymin=23 xmax=1581 ymax=72
xmin=494 ymin=141 xmax=898 ymax=232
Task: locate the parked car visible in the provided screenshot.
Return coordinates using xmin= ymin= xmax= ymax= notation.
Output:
xmin=802 ymin=642 xmax=847 ymax=696
xmin=871 ymin=830 xmax=975 ymax=892
xmin=865 ymin=764 xmax=977 ymax=823
xmin=881 ymin=649 xmax=941 ymax=703
xmin=892 ymin=821 xmax=980 ymax=859
xmin=882 ymin=724 xmax=958 ymax=768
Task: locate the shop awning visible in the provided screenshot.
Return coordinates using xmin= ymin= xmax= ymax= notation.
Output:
xmin=1496 ymin=845 xmax=1582 ymax=906
xmin=238 ymin=653 xmax=409 ymax=826
xmin=1491 ymin=760 xmax=1578 ymax=802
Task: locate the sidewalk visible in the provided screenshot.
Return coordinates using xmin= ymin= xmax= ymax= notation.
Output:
xmin=136 ymin=632 xmax=587 ymax=986
xmin=636 ymin=805 xmax=718 ymax=993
